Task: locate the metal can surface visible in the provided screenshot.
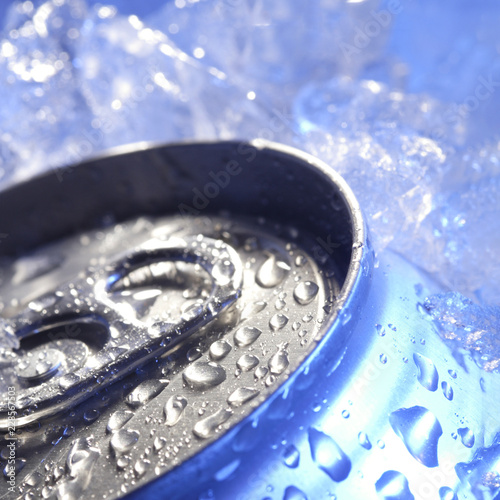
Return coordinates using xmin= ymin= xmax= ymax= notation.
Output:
xmin=0 ymin=141 xmax=496 ymax=500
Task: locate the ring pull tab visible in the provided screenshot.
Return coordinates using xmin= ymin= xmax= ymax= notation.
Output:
xmin=0 ymin=236 xmax=243 ymax=429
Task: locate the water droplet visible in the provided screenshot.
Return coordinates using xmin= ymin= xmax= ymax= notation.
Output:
xmin=302 ymin=313 xmax=314 ymax=323
xmin=134 ymin=459 xmax=150 ymax=478
xmin=283 ymin=485 xmax=308 ymax=500
xmin=214 ymin=459 xmax=241 ymax=482
xmin=116 ymin=455 xmax=131 ymax=470
xmin=413 ymin=353 xmax=439 ymax=391
xmin=448 ymin=369 xmax=457 ymax=379
xmin=441 ymin=381 xmax=453 ymax=401
xmin=375 ymin=470 xmax=414 ymax=500
xmin=212 ymin=259 xmax=235 ymax=286
xmin=256 ymin=254 xmax=290 ymax=288
xmin=379 ymin=353 xmax=388 ymax=364
xmin=126 ymin=380 xmax=166 ymax=407
xmin=457 ymin=427 xmax=475 ymax=448
xmin=308 ymin=428 xmax=351 ymax=482
xmin=255 ymin=366 xmax=268 ymax=379
xmin=389 ymin=406 xmax=442 ymax=467
xmin=342 ymin=410 xmax=350 ymax=419
xmin=163 ymin=395 xmax=188 ymax=427
xmin=107 ymin=410 xmax=134 ymax=433
xmin=241 ymin=301 xmax=267 ymax=320
xmin=234 ymin=326 xmax=262 ymax=347
xmin=275 ymin=299 xmax=286 ymax=310
xmin=110 ymin=429 xmax=140 ymax=455
xmin=295 ymin=255 xmax=307 ymax=267
xmin=269 ymin=313 xmax=289 ymax=331
xmin=83 ymin=409 xmax=100 ymax=423
xmin=63 ymin=425 xmax=75 ymax=438
xmin=153 ymin=436 xmax=167 ymax=452
xmin=283 ymin=445 xmax=300 ymax=468
xmin=193 ymin=408 xmax=233 ymax=439
xmin=228 ymin=387 xmax=260 ymax=407
xmin=292 ymin=321 xmax=301 ymax=331
xmin=187 ymin=347 xmax=203 ymax=362
xmin=480 ymin=377 xmax=486 ymax=392
xmin=439 ymin=487 xmax=458 ymax=500
xmin=377 ymin=440 xmax=386 ymax=449
xmin=236 ymin=354 xmax=259 ymax=371
xmin=183 ymin=362 xmax=226 ymax=390
xmin=375 ymin=324 xmax=385 ymax=336
xmin=293 ymin=281 xmax=319 ymax=305
xmin=269 ymin=348 xmax=289 ymax=375
xmin=358 ymin=432 xmax=372 ymax=450
xmin=209 ymin=340 xmax=232 ymax=361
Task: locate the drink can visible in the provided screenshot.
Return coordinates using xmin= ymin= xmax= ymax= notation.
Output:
xmin=0 ymin=141 xmax=494 ymax=499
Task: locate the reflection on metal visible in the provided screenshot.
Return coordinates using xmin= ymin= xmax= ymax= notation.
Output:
xmin=0 ymin=141 xmax=497 ymax=500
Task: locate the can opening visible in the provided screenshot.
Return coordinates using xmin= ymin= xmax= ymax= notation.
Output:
xmin=0 ymin=141 xmax=360 ymax=290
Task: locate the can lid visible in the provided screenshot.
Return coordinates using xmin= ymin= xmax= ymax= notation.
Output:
xmin=0 ymin=140 xmax=369 ymax=499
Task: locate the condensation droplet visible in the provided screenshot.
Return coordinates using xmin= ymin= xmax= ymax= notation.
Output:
xmin=269 ymin=348 xmax=289 ymax=375
xmin=164 ymin=396 xmax=188 ymax=426
xmin=187 ymin=347 xmax=202 ymax=362
xmin=441 ymin=381 xmax=453 ymax=401
xmin=126 ymin=380 xmax=166 ymax=407
xmin=256 ymin=254 xmax=290 ymax=288
xmin=269 ymin=313 xmax=289 ymax=332
xmin=212 ymin=259 xmax=235 ymax=286
xmin=183 ymin=362 xmax=226 ymax=390
xmin=209 ymin=340 xmax=232 ymax=361
xmin=234 ymin=326 xmax=262 ymax=347
xmin=134 ymin=459 xmax=150 ymax=478
xmin=293 ymin=281 xmax=319 ymax=305
xmin=413 ymin=353 xmax=439 ymax=391
xmin=193 ymin=408 xmax=233 ymax=439
xmin=457 ymin=427 xmax=475 ymax=448
xmin=283 ymin=445 xmax=300 ymax=468
xmin=107 ymin=410 xmax=134 ymax=433
xmin=283 ymin=485 xmax=308 ymax=500
xmin=375 ymin=470 xmax=414 ymax=500
xmin=241 ymin=301 xmax=267 ymax=320
xmin=227 ymin=387 xmax=260 ymax=407
xmin=389 ymin=406 xmax=442 ymax=468
xmin=308 ymin=428 xmax=351 ymax=482
xmin=358 ymin=432 xmax=372 ymax=450
xmin=110 ymin=429 xmax=140 ymax=455
xmin=439 ymin=486 xmax=458 ymax=500
xmin=236 ymin=354 xmax=259 ymax=372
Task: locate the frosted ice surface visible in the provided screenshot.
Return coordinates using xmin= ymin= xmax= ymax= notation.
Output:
xmin=146 ymin=0 xmax=387 ymax=98
xmin=425 ymin=292 xmax=500 ymax=372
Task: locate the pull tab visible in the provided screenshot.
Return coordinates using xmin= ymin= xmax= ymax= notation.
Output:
xmin=0 ymin=236 xmax=243 ymax=429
